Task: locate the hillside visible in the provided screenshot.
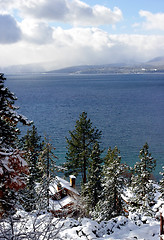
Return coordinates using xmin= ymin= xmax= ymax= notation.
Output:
xmin=47 ymin=58 xmax=164 ymax=75
xmin=0 ymin=211 xmax=161 ymax=240
xmin=0 ymin=181 xmax=163 ymax=240
xmin=2 ymin=56 xmax=164 ymax=74
xmin=147 ymin=56 xmax=164 ymax=66
xmin=0 ymin=197 xmax=163 ymax=239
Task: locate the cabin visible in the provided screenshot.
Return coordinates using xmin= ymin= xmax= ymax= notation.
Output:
xmin=49 ymin=175 xmax=80 ymax=217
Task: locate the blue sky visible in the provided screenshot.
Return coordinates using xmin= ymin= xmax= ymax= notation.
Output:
xmin=84 ymin=0 xmax=164 ymax=34
xmin=0 ymin=0 xmax=164 ymax=71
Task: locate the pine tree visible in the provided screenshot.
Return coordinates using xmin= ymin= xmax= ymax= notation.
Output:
xmin=20 ymin=125 xmax=43 ymax=181
xmin=19 ymin=125 xmax=43 ymax=211
xmin=38 ymin=137 xmax=58 ymax=209
xmin=159 ymin=167 xmax=164 ymax=200
xmin=0 ymin=73 xmax=31 ymax=214
xmin=0 ymin=73 xmax=32 ymax=149
xmin=95 ymin=146 xmax=126 ymax=221
xmin=0 ymin=150 xmax=29 ymax=214
xmin=130 ymin=142 xmax=156 ymax=216
xmin=64 ymin=112 xmax=102 ymax=183
xmin=81 ymin=142 xmax=103 ymax=216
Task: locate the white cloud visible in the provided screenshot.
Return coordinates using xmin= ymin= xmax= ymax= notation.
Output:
xmin=0 ymin=27 xmax=164 ymax=69
xmin=20 ymin=19 xmax=54 ymax=44
xmin=20 ymin=0 xmax=69 ymax=21
xmin=0 ymin=14 xmax=22 ymax=43
xmin=0 ymin=1 xmax=163 ymax=70
xmin=19 ymin=0 xmax=123 ymax=26
xmin=139 ymin=10 xmax=164 ymax=31
xmin=0 ymin=0 xmax=15 ymax=12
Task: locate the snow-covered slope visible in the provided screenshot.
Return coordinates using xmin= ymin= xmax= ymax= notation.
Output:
xmin=0 ymin=210 xmax=162 ymax=240
xmin=1 ymin=196 xmax=164 ymax=240
xmin=0 ymin=184 xmax=163 ymax=240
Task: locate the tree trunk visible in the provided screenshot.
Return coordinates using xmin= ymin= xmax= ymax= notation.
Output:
xmin=114 ymin=185 xmax=117 ymax=211
xmin=47 ymin=145 xmax=50 ymax=208
xmin=160 ymin=212 xmax=164 ymax=240
xmin=83 ymin=155 xmax=87 ymax=183
xmin=83 ymin=136 xmax=87 ymax=184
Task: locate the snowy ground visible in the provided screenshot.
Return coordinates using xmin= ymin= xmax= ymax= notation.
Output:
xmin=0 ymin=183 xmax=163 ymax=239
xmin=0 ymin=209 xmax=163 ymax=240
xmin=58 ymin=215 xmax=160 ymax=240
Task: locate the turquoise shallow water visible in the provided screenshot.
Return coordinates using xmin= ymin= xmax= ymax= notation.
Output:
xmin=6 ymin=73 xmax=164 ymax=180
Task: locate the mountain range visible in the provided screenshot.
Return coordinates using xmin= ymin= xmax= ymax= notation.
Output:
xmin=48 ymin=56 xmax=164 ymax=74
xmin=2 ymin=56 xmax=164 ymax=74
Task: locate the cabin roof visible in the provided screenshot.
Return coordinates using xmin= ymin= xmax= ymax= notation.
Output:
xmin=49 ymin=195 xmax=75 ymax=210
xmin=49 ymin=176 xmax=79 ymax=196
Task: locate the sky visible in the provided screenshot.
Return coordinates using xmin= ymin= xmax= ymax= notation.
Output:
xmin=0 ymin=0 xmax=164 ymax=70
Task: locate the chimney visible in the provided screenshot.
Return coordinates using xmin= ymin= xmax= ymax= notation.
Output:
xmin=69 ymin=175 xmax=76 ymax=188
xmin=56 ymin=179 xmax=62 ymax=192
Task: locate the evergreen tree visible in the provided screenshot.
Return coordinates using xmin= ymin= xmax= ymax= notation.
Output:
xmin=0 ymin=73 xmax=32 ymax=149
xmin=65 ymin=112 xmax=102 ymax=183
xmin=0 ymin=150 xmax=29 ymax=214
xmin=20 ymin=125 xmax=43 ymax=182
xmin=159 ymin=166 xmax=164 ymax=200
xmin=94 ymin=146 xmax=126 ymax=221
xmin=0 ymin=73 xmax=31 ymax=214
xmin=130 ymin=142 xmax=156 ymax=216
xmin=81 ymin=142 xmax=103 ymax=216
xmin=38 ymin=137 xmax=58 ymax=209
xmin=19 ymin=125 xmax=43 ymax=211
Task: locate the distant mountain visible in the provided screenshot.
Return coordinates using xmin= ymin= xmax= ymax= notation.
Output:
xmin=1 ymin=56 xmax=164 ymax=74
xmin=47 ymin=63 xmax=139 ymax=75
xmin=47 ymin=58 xmax=164 ymax=75
xmin=0 ymin=63 xmax=45 ymax=74
xmin=147 ymin=56 xmax=164 ymax=66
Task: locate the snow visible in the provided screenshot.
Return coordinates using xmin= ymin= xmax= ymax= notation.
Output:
xmin=49 ymin=196 xmax=75 ymax=210
xmin=18 ymin=155 xmax=28 ymax=167
xmin=70 ymin=175 xmax=76 ymax=179
xmin=0 ymin=151 xmax=12 ymax=156
xmin=50 ymin=176 xmax=79 ymax=196
xmin=1 ymin=158 xmax=14 ymax=173
xmin=0 ymin=175 xmax=163 ymax=239
xmin=0 ymin=212 xmax=160 ymax=240
xmin=160 ymin=205 xmax=164 ymax=217
xmin=0 ymin=166 xmax=3 ymax=175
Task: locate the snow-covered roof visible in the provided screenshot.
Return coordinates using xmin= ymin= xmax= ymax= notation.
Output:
xmin=49 ymin=176 xmax=79 ymax=196
xmin=49 ymin=196 xmax=75 ymax=211
xmin=69 ymin=175 xmax=76 ymax=179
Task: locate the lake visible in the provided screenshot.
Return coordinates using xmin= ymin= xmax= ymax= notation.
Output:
xmin=6 ymin=73 xmax=164 ymax=180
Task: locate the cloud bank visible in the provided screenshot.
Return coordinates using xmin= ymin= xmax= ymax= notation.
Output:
xmin=20 ymin=0 xmax=123 ymax=26
xmin=0 ymin=0 xmax=164 ymax=70
xmin=139 ymin=10 xmax=164 ymax=31
xmin=1 ymin=27 xmax=164 ymax=69
xmin=0 ymin=14 xmax=21 ymax=43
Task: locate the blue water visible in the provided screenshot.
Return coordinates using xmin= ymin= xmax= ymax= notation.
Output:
xmin=6 ymin=73 xmax=164 ymax=180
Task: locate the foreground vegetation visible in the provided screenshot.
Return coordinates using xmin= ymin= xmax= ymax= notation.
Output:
xmin=0 ymin=73 xmax=164 ymax=239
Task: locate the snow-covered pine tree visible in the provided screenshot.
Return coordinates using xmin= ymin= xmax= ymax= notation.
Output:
xmin=38 ymin=137 xmax=58 ymax=209
xmin=65 ymin=112 xmax=102 ymax=184
xmin=130 ymin=142 xmax=156 ymax=216
xmin=81 ymin=142 xmax=103 ymax=216
xmin=0 ymin=73 xmax=32 ymax=214
xmin=159 ymin=166 xmax=164 ymax=200
xmin=0 ymin=150 xmax=29 ymax=215
xmin=0 ymin=73 xmax=32 ymax=149
xmin=19 ymin=125 xmax=44 ymax=211
xmin=94 ymin=146 xmax=126 ymax=221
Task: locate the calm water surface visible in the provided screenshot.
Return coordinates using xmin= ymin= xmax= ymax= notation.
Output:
xmin=6 ymin=73 xmax=164 ymax=180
